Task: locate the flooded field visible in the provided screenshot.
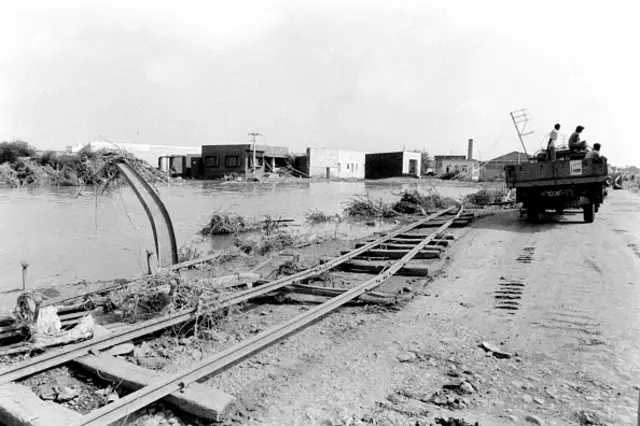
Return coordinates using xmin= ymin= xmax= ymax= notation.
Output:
xmin=0 ymin=180 xmax=479 ymax=292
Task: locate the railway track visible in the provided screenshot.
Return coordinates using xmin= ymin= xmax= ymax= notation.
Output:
xmin=0 ymin=205 xmax=473 ymax=426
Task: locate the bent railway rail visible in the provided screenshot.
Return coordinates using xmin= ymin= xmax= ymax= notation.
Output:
xmin=0 ymin=205 xmax=470 ymax=426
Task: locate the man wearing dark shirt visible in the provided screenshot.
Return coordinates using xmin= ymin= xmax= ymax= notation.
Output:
xmin=585 ymin=143 xmax=604 ymax=162
xmin=569 ymin=126 xmax=587 ymax=151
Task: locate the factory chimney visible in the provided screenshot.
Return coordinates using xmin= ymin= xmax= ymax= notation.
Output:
xmin=467 ymin=139 xmax=473 ymax=160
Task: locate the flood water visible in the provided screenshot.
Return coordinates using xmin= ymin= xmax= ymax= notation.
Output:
xmin=0 ymin=180 xmax=478 ymax=292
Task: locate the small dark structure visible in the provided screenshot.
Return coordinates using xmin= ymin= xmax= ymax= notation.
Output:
xmin=365 ymin=151 xmax=421 ymax=179
xmin=200 ymin=144 xmax=290 ymax=178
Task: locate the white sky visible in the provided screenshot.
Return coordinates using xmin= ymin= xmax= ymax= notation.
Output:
xmin=1 ymin=0 xmax=638 ymax=166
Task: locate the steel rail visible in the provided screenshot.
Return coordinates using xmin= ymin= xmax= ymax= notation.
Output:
xmin=0 ymin=207 xmax=454 ymax=385
xmin=115 ymin=161 xmax=179 ymax=266
xmin=70 ymin=206 xmax=463 ymax=426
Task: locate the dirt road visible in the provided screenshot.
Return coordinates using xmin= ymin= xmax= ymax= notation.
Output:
xmin=211 ymin=189 xmax=640 ymax=426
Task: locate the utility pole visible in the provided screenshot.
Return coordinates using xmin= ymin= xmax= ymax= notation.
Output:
xmin=248 ymin=132 xmax=261 ymax=173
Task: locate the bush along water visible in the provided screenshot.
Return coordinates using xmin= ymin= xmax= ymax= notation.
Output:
xmin=0 ymin=140 xmax=166 ymax=187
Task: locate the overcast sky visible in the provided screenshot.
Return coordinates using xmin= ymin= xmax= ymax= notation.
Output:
xmin=1 ymin=0 xmax=638 ymax=166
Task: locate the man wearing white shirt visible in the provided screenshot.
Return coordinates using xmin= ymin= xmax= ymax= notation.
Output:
xmin=547 ymin=123 xmax=560 ymax=161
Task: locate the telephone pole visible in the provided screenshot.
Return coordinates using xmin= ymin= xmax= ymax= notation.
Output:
xmin=248 ymin=132 xmax=261 ymax=173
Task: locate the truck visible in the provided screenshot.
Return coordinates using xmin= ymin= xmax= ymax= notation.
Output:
xmin=504 ymin=150 xmax=608 ymax=223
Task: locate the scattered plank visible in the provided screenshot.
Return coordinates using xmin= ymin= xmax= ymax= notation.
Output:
xmin=289 ymin=283 xmax=392 ymax=299
xmin=415 ymin=219 xmax=470 ymax=228
xmin=169 ymin=253 xmax=224 ymax=271
xmin=0 ymin=382 xmax=82 ymax=426
xmin=341 ymin=249 xmax=441 ymax=260
xmin=198 ymin=272 xmax=261 ymax=289
xmin=72 ymin=354 xmax=236 ymax=422
xmin=355 ymin=242 xmax=443 ymax=252
xmin=393 ymin=233 xmax=456 ymax=240
xmin=374 ymin=238 xmax=449 ymax=247
xmin=320 ymin=257 xmax=429 ymax=276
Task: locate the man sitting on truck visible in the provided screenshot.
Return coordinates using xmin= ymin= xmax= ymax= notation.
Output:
xmin=569 ymin=126 xmax=587 ymax=151
xmin=585 ymin=143 xmax=605 ymax=163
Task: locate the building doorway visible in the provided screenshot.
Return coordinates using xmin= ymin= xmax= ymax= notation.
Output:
xmin=409 ymin=159 xmax=418 ymax=175
xmin=325 ymin=167 xmax=331 ymax=179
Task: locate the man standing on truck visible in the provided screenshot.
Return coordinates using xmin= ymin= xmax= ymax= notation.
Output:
xmin=569 ymin=125 xmax=587 ymax=151
xmin=547 ymin=123 xmax=560 ymax=160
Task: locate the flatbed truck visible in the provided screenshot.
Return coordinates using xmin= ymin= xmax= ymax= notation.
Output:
xmin=505 ymin=150 xmax=608 ymax=223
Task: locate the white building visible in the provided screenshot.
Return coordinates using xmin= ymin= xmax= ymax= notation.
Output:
xmin=305 ymin=148 xmax=366 ymax=179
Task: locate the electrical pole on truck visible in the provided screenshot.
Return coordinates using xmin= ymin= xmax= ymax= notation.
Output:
xmin=509 ymin=109 xmax=534 ymax=164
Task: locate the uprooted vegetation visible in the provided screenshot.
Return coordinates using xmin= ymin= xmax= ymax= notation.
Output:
xmin=305 ymin=209 xmax=342 ymax=224
xmin=343 ymin=189 xmax=459 ymax=217
xmin=233 ymin=231 xmax=294 ymax=256
xmin=393 ymin=189 xmax=458 ymax=214
xmin=0 ymin=140 xmax=166 ymax=187
xmin=200 ymin=212 xmax=259 ymax=235
xmin=103 ymin=271 xmax=243 ymax=335
xmin=343 ymin=195 xmax=399 ymax=218
xmin=200 ymin=212 xmax=288 ymax=235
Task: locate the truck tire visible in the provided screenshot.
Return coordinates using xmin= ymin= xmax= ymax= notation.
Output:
xmin=583 ymin=203 xmax=595 ymax=223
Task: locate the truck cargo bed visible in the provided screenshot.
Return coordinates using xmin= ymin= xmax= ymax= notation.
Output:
xmin=505 ymin=158 xmax=607 ymax=188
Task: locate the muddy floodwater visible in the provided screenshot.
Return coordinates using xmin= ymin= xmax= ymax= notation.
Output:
xmin=0 ymin=180 xmax=479 ymax=292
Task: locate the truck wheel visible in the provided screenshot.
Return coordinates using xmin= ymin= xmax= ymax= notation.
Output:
xmin=583 ymin=203 xmax=595 ymax=223
xmin=527 ymin=205 xmax=539 ymax=223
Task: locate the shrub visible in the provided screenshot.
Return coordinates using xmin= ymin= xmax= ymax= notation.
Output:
xmin=0 ymin=141 xmax=36 ymax=164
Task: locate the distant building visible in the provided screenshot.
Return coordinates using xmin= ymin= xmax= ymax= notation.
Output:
xmin=434 ymin=139 xmax=479 ymax=181
xmin=480 ymin=151 xmax=529 ymax=181
xmin=72 ymin=141 xmax=200 ymax=171
xmin=302 ymin=148 xmax=366 ymax=179
xmin=200 ymin=144 xmax=290 ymax=178
xmin=365 ymin=151 xmax=421 ymax=179
xmin=434 ymin=155 xmax=468 ymax=174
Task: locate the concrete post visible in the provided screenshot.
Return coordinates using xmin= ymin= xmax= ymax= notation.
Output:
xmin=146 ymin=250 xmax=153 ymax=275
xmin=20 ymin=261 xmax=28 ymax=290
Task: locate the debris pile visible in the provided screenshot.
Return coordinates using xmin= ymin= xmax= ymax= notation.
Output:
xmin=305 ymin=209 xmax=342 ymax=224
xmin=343 ymin=195 xmax=398 ymax=218
xmin=0 ymin=141 xmax=166 ymax=187
xmin=393 ymin=189 xmax=458 ymax=214
xmin=233 ymin=231 xmax=294 ymax=256
xmin=105 ymin=271 xmax=237 ymax=332
xmin=200 ymin=212 xmax=259 ymax=235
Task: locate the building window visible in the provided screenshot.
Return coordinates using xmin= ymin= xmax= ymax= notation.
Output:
xmin=225 ymin=155 xmax=240 ymax=168
xmin=204 ymin=156 xmax=219 ymax=167
xmin=346 ymin=163 xmax=350 ymax=170
xmin=338 ymin=163 xmax=341 ymax=172
xmin=462 ymin=166 xmax=468 ymax=173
